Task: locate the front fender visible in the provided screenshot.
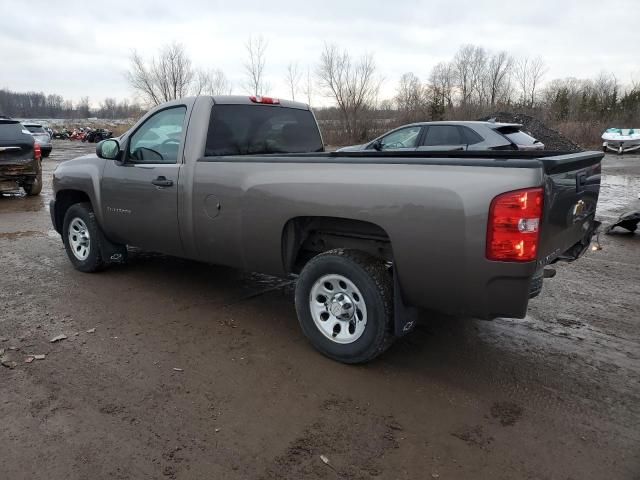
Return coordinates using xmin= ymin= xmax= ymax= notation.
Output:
xmin=53 ymin=155 xmax=107 ymax=226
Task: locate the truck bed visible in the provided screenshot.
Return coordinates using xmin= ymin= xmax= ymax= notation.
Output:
xmin=195 ymin=149 xmax=602 ymax=319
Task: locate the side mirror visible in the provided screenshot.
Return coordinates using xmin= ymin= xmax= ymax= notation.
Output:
xmin=372 ymin=139 xmax=383 ymax=151
xmin=96 ymin=139 xmax=121 ymax=160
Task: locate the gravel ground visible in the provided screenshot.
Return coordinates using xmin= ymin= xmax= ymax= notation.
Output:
xmin=478 ymin=112 xmax=582 ymax=151
xmin=1 ymin=140 xmax=639 ymax=479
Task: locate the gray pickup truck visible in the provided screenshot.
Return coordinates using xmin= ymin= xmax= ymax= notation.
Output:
xmin=50 ymin=95 xmax=602 ymax=363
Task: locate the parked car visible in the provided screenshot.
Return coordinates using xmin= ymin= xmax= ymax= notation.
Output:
xmin=337 ymin=121 xmax=545 ymax=152
xmin=50 ymin=95 xmax=601 ymax=363
xmin=22 ymin=122 xmax=52 ymax=157
xmin=0 ymin=118 xmax=42 ymax=195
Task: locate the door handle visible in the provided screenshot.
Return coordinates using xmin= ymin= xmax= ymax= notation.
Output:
xmin=151 ymin=176 xmax=173 ymax=187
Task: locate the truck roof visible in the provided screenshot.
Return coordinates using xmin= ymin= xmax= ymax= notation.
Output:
xmin=211 ymin=95 xmax=310 ymax=111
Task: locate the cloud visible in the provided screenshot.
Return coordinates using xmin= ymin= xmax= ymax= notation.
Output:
xmin=0 ymin=0 xmax=637 ymax=105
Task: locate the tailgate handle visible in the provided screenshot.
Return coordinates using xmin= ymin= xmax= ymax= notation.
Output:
xmin=576 ymin=172 xmax=587 ymax=192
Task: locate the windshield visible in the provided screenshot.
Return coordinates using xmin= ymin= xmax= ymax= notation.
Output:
xmin=205 ymin=105 xmax=324 ymax=156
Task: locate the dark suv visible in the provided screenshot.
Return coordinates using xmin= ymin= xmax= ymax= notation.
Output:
xmin=0 ymin=118 xmax=42 ymax=196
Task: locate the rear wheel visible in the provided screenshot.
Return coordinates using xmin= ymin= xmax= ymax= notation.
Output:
xmin=294 ymin=249 xmax=394 ymax=364
xmin=23 ymin=165 xmax=42 ymax=196
xmin=62 ymin=202 xmax=105 ymax=272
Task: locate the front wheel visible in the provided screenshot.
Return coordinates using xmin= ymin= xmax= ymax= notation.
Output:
xmin=62 ymin=202 xmax=105 ymax=272
xmin=294 ymin=249 xmax=395 ymax=364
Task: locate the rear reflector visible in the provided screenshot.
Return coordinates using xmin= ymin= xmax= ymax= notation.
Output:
xmin=486 ymin=187 xmax=544 ymax=262
xmin=249 ymin=96 xmax=280 ymax=104
xmin=34 ymin=142 xmax=41 ymax=161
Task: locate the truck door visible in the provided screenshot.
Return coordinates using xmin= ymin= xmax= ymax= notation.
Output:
xmin=100 ymin=106 xmax=187 ymax=256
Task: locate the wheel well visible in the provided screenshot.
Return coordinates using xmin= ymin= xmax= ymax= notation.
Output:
xmin=53 ymin=190 xmax=91 ymax=233
xmin=282 ymin=216 xmax=392 ymax=274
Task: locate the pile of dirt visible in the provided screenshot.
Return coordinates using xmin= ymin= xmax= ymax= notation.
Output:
xmin=478 ymin=111 xmax=582 ymax=151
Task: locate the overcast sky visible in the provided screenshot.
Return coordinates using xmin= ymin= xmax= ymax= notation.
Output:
xmin=1 ymin=0 xmax=638 ymax=106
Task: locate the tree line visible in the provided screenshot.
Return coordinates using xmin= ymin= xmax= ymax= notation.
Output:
xmin=125 ymin=41 xmax=639 ymax=146
xmin=2 ymin=40 xmax=638 ymax=147
xmin=0 ymin=89 xmax=143 ymax=120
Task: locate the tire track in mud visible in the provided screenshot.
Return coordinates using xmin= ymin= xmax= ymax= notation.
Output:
xmin=262 ymin=396 xmax=401 ymax=480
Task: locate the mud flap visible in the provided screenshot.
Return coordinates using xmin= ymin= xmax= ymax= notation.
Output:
xmin=393 ymin=273 xmax=419 ymax=337
xmin=97 ymin=230 xmax=127 ymax=265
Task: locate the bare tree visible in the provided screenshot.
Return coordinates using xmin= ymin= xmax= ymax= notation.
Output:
xmin=301 ymin=65 xmax=314 ymax=106
xmin=127 ymin=43 xmax=195 ymax=106
xmin=485 ymin=51 xmax=513 ymax=106
xmin=243 ymin=35 xmax=269 ymax=96
xmin=426 ymin=62 xmax=457 ymax=119
xmin=195 ymin=68 xmax=232 ymax=96
xmin=453 ymin=45 xmax=474 ymax=107
xmin=514 ymin=56 xmax=547 ymax=107
xmin=429 ymin=62 xmax=456 ymax=110
xmin=285 ymin=61 xmax=302 ymax=101
xmin=316 ymin=43 xmax=380 ymax=140
xmin=100 ymin=98 xmax=118 ymax=119
xmin=469 ymin=46 xmax=487 ymax=105
xmin=77 ymin=96 xmax=91 ymax=118
xmin=395 ymin=72 xmax=427 ymax=121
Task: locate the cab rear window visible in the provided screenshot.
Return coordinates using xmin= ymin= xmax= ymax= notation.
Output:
xmin=205 ymin=105 xmax=323 ymax=156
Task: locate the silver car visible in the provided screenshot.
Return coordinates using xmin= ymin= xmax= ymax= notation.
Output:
xmin=23 ymin=122 xmax=52 ymax=157
xmin=337 ymin=121 xmax=544 ymax=152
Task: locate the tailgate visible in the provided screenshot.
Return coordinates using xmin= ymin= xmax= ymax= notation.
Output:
xmin=0 ymin=143 xmax=34 ymax=164
xmin=537 ymin=151 xmax=603 ymax=264
xmin=0 ymin=121 xmax=35 ymax=166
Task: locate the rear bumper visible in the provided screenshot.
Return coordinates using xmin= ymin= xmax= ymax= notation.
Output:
xmin=0 ymin=159 xmax=39 ymax=179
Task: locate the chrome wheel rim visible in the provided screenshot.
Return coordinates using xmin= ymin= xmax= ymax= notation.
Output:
xmin=68 ymin=218 xmax=90 ymax=261
xmin=309 ymin=274 xmax=367 ymax=344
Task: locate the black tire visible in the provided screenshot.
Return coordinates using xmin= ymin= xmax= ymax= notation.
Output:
xmin=294 ymin=249 xmax=394 ymax=364
xmin=23 ymin=164 xmax=42 ymax=196
xmin=62 ymin=202 xmax=105 ymax=273
xmin=43 ymin=151 xmax=51 ymax=158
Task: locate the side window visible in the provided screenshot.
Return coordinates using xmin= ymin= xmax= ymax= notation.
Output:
xmin=128 ymin=106 xmax=187 ymax=163
xmin=377 ymin=126 xmax=421 ymax=150
xmin=421 ymin=125 xmax=463 ymax=146
xmin=460 ymin=126 xmax=484 ymax=145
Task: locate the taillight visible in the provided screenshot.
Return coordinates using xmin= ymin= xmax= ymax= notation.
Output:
xmin=34 ymin=142 xmax=41 ymax=161
xmin=249 ymin=95 xmax=280 ymax=104
xmin=486 ymin=187 xmax=544 ymax=262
